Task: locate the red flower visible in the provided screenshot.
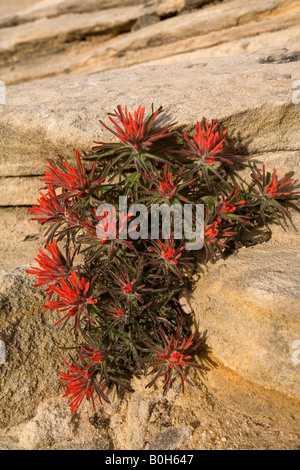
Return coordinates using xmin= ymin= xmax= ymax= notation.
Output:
xmin=215 ymin=188 xmax=250 ymax=225
xmin=41 ymin=150 xmax=104 ymax=200
xmin=44 ymin=271 xmax=97 ymax=332
xmin=252 ymin=165 xmax=296 ymax=198
xmin=158 ymin=239 xmax=184 ymax=266
xmin=150 ymin=239 xmax=185 ymax=275
xmin=219 ymin=201 xmax=237 ymax=213
xmin=108 ymin=306 xmax=126 ymax=319
xmin=28 ymin=185 xmax=65 ymax=224
xmin=204 ymin=217 xmax=236 ymax=245
xmin=204 ymin=218 xmax=221 ymax=245
xmin=117 ymin=272 xmax=145 ymax=303
xmin=98 ymin=105 xmax=173 ymax=153
xmin=79 ymin=346 xmax=105 ymax=367
xmin=120 ymin=274 xmax=136 ymax=294
xmin=203 ymin=216 xmax=236 ymax=261
xmin=26 ymin=239 xmax=69 ymax=289
xmin=94 ymin=208 xmax=117 ymax=241
xmin=182 ymin=120 xmax=228 ymax=165
xmin=142 ymin=164 xmax=195 ymax=203
xmin=250 ymin=165 xmax=299 ymax=221
xmin=145 ymin=327 xmax=209 ymax=393
xmin=264 ymin=171 xmax=292 ymax=198
xmin=60 ymin=360 xmax=109 ymax=414
xmin=159 ymin=167 xmax=178 ymax=199
xmin=82 ymin=208 xmax=135 ymax=254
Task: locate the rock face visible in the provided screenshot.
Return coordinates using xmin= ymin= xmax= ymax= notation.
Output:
xmin=193 ymin=243 xmax=300 ymax=400
xmin=0 ymin=46 xmax=299 ymax=187
xmin=0 ymin=208 xmax=74 ymax=429
xmin=0 ymin=0 xmax=300 ymax=451
xmin=0 ymin=0 xmax=299 ymax=85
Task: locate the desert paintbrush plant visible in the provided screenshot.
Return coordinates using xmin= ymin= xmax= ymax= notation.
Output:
xmin=28 ymin=105 xmax=299 ymax=413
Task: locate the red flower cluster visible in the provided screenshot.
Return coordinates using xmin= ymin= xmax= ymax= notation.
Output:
xmin=41 ymin=150 xmax=104 ymax=200
xmin=26 ymin=239 xmax=68 ymax=289
xmin=181 ymin=120 xmax=228 ymax=165
xmin=158 ymin=239 xmax=184 ymax=266
xmin=252 ymin=165 xmax=295 ymax=199
xmin=204 ymin=217 xmax=235 ymax=246
xmin=158 ymin=165 xmax=179 ymax=199
xmin=60 ymin=360 xmax=109 ymax=414
xmin=27 ymin=104 xmax=299 ymax=414
xmin=215 ymin=188 xmax=250 ymax=225
xmin=108 ymin=305 xmax=126 ymax=319
xmin=82 ymin=208 xmax=135 ymax=254
xmin=120 ymin=275 xmax=135 ymax=294
xmin=145 ymin=328 xmax=209 ymax=393
xmin=79 ymin=346 xmax=105 ymax=367
xmin=150 ymin=238 xmax=185 ymax=276
xmin=29 ymin=186 xmax=65 ymax=225
xmin=250 ymin=165 xmax=299 ymax=221
xmin=98 ymin=105 xmax=173 ymax=153
xmin=141 ymin=164 xmax=195 ymax=204
xmin=44 ymin=271 xmax=97 ymax=332
xmin=203 ymin=217 xmax=236 ymax=261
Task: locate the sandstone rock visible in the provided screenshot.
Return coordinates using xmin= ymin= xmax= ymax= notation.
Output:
xmin=0 ymin=207 xmax=43 ymax=269
xmin=83 ymin=0 xmax=299 ymax=72
xmin=0 ymin=1 xmax=210 ymax=29
xmin=1 ymin=46 xmax=299 ymax=182
xmin=192 ymin=243 xmax=300 ymax=400
xmin=0 ymin=176 xmax=42 ymax=206
xmin=149 ymin=426 xmax=193 ymax=450
xmin=179 ymin=288 xmax=194 ymax=314
xmin=0 ymin=0 xmax=298 ymax=85
xmin=145 ymin=24 xmax=300 ymax=67
xmin=0 ymin=266 xmax=76 ymax=429
xmin=0 ymin=341 xmax=5 ymax=364
xmin=0 ymin=1 xmax=148 ymax=29
xmin=0 ymin=6 xmax=145 ymax=64
xmin=0 ymin=398 xmax=110 ymax=450
xmin=0 ymin=207 xmax=71 ymax=429
xmin=1 ymin=370 xmax=299 ymax=449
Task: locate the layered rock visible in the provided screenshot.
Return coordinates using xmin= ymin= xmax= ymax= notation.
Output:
xmin=0 ymin=46 xmax=299 ymax=193
xmin=0 ymin=0 xmax=299 ymax=84
xmin=0 ymin=207 xmax=75 ymax=429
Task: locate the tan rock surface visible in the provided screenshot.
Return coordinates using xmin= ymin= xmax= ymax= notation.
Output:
xmin=1 ymin=46 xmax=299 ymax=183
xmin=145 ymin=24 xmax=300 ymax=66
xmin=192 ymin=243 xmax=300 ymax=400
xmin=0 ymin=207 xmax=43 ymax=269
xmin=0 ymin=0 xmax=299 ymax=85
xmin=0 ymin=1 xmax=210 ymax=28
xmin=81 ymin=0 xmax=300 ymax=75
xmin=1 ymin=369 xmax=299 ymax=449
xmin=0 ymin=207 xmax=74 ymax=429
xmin=0 ymin=177 xmax=42 ymax=206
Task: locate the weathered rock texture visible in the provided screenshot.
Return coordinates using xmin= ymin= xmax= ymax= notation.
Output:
xmin=193 ymin=243 xmax=300 ymax=399
xmin=0 ymin=46 xmax=299 ymax=186
xmin=0 ymin=0 xmax=299 ymax=85
xmin=0 ymin=208 xmax=75 ymax=429
xmin=0 ymin=0 xmax=299 ymax=451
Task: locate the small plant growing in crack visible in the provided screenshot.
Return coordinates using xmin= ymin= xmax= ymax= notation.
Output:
xmin=27 ymin=105 xmax=299 ymax=413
